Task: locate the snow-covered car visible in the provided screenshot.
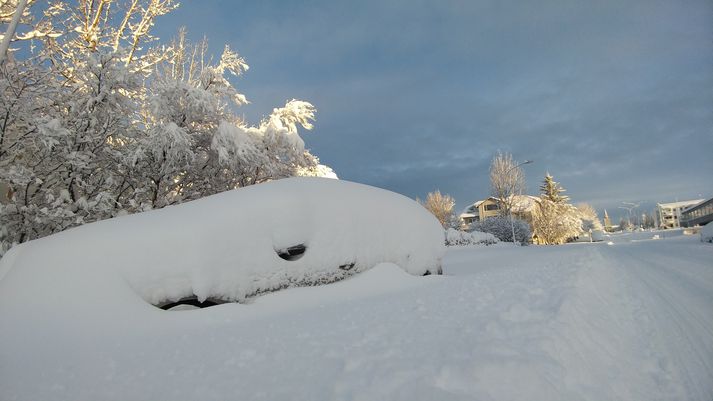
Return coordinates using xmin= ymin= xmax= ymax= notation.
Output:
xmin=0 ymin=177 xmax=444 ymax=311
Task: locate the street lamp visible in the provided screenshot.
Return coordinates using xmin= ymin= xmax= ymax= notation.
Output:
xmin=507 ymin=160 xmax=533 ymax=244
xmin=618 ymin=201 xmax=640 ymax=231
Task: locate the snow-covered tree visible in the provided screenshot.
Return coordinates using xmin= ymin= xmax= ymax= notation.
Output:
xmin=1 ymin=0 xmax=176 ymax=251
xmin=418 ymin=190 xmax=460 ymax=229
xmin=489 ymin=151 xmax=527 ymax=216
xmin=540 ymin=173 xmax=569 ymax=204
xmin=532 ymin=200 xmax=581 ymax=244
xmin=619 ymin=217 xmax=632 ymax=231
xmin=295 ymin=159 xmax=338 ymax=179
xmin=576 ymin=203 xmax=604 ymax=232
xmin=0 ymin=0 xmax=331 ymax=255
xmin=1 ymin=48 xmax=141 ymax=249
xmin=531 ymin=174 xmax=581 ymax=244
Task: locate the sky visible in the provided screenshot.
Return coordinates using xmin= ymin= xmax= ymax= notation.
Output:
xmin=156 ymin=0 xmax=713 ymax=220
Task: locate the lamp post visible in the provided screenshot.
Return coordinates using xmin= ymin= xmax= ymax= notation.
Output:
xmin=507 ymin=160 xmax=533 ymax=245
xmin=618 ymin=201 xmax=640 ymax=231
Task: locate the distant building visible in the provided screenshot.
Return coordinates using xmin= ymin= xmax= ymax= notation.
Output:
xmin=603 ymin=209 xmax=612 ymax=232
xmin=459 ymin=197 xmax=501 ymax=226
xmin=656 ymin=199 xmax=704 ymax=229
xmin=460 ymin=195 xmax=538 ymax=226
xmin=680 ymin=197 xmax=713 ymax=227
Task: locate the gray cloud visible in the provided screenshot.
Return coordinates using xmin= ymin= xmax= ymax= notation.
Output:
xmin=157 ymin=0 xmax=713 ymax=221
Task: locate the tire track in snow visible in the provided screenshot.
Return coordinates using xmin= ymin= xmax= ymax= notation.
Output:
xmin=601 ymin=241 xmax=713 ymax=401
xmin=542 ymin=245 xmax=676 ymax=401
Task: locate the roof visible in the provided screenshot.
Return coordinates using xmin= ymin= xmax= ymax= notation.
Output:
xmin=509 ymin=195 xmax=539 ymax=213
xmin=681 ymin=197 xmax=713 ymax=214
xmin=461 ymin=195 xmax=539 ymax=215
xmin=461 ymin=198 xmax=491 ymax=215
xmin=657 ymin=199 xmax=704 ymax=209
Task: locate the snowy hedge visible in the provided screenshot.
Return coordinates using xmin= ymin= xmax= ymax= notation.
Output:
xmin=469 ymin=216 xmax=531 ymax=244
xmin=445 ymin=228 xmax=498 ymax=246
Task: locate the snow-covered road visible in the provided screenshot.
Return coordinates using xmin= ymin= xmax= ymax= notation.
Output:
xmin=1 ymin=232 xmax=712 ymax=401
xmin=445 ymin=232 xmax=713 ymax=401
xmin=596 ymin=236 xmax=713 ymax=400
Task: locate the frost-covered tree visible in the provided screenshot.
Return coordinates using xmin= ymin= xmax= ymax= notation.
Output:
xmin=418 ymin=190 xmax=460 ymax=229
xmin=532 ymin=200 xmax=581 ymax=244
xmin=295 ymin=159 xmax=338 ymax=179
xmin=470 ymin=216 xmax=531 ymax=244
xmin=0 ymin=0 xmax=330 ymax=255
xmin=576 ymin=203 xmax=604 ymax=232
xmin=619 ymin=217 xmax=632 ymax=231
xmin=489 ymin=151 xmax=526 ymax=216
xmin=540 ymin=173 xmax=569 ymax=204
xmin=531 ymin=174 xmax=581 ymax=244
xmin=0 ymin=0 xmax=177 ymax=251
xmin=1 ymin=49 xmax=142 ymax=249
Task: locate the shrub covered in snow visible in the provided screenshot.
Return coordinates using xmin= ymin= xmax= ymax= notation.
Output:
xmin=445 ymin=228 xmax=498 ymax=246
xmin=470 ymin=216 xmax=531 ymax=244
xmin=0 ymin=10 xmax=333 ymax=256
xmin=701 ymin=223 xmax=713 ymax=243
xmin=0 ymin=178 xmax=445 ymax=312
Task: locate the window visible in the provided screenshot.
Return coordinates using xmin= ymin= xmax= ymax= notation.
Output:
xmin=485 ymin=204 xmax=499 ymax=211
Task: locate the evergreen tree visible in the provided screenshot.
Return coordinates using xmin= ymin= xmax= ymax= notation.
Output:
xmin=540 ymin=173 xmax=569 ymax=204
xmin=531 ymin=174 xmax=581 ymax=244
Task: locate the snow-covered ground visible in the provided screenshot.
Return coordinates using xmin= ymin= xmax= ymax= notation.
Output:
xmin=1 ymin=229 xmax=712 ymax=400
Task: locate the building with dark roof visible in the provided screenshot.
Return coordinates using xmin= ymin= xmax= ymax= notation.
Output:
xmin=681 ymin=197 xmax=713 ymax=227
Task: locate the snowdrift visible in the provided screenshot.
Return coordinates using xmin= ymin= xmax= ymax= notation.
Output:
xmin=701 ymin=223 xmax=713 ymax=243
xmin=0 ymin=177 xmax=444 ymax=311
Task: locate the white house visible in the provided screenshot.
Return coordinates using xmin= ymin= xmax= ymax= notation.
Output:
xmin=656 ymin=199 xmax=704 ymax=229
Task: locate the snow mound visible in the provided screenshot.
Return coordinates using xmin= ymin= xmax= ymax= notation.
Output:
xmin=701 ymin=223 xmax=713 ymax=243
xmin=0 ymin=177 xmax=445 ymax=312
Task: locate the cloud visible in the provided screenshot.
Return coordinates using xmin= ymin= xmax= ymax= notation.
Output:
xmin=158 ymin=0 xmax=713 ymax=219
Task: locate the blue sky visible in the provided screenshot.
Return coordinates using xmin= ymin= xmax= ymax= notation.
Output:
xmin=156 ymin=0 xmax=713 ymax=219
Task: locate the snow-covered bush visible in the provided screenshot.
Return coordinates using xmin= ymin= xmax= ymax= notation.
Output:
xmin=470 ymin=216 xmax=531 ymax=244
xmin=0 ymin=3 xmax=332 ymax=255
xmin=445 ymin=228 xmax=498 ymax=246
xmin=701 ymin=223 xmax=713 ymax=243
